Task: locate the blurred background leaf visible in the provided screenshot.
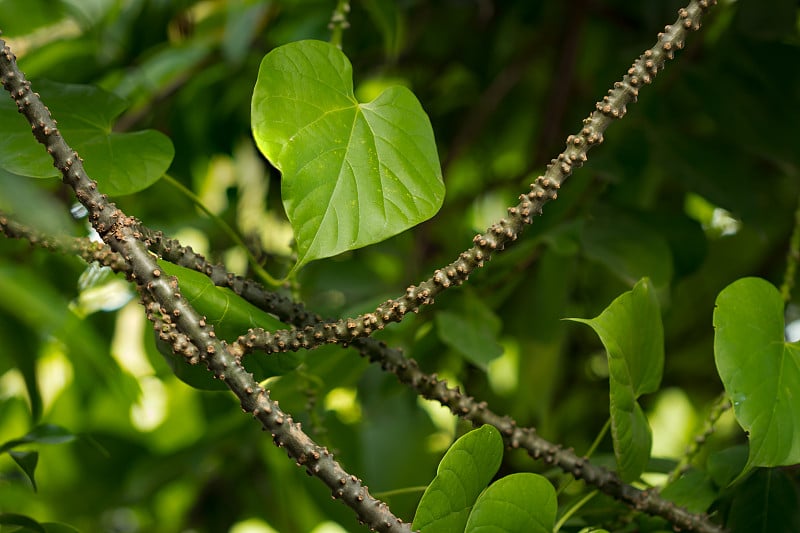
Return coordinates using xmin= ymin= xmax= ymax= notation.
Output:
xmin=0 ymin=0 xmax=798 ymax=531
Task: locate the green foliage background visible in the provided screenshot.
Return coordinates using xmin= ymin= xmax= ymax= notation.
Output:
xmin=0 ymin=0 xmax=798 ymax=531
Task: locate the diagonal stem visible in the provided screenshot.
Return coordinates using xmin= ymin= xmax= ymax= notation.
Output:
xmin=0 ymin=37 xmax=410 ymax=533
xmin=228 ymin=0 xmax=719 ymax=359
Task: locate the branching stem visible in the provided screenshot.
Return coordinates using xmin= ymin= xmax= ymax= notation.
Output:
xmin=229 ymin=0 xmax=719 ymax=364
xmin=0 ymin=1 xmax=726 ymax=531
xmin=0 ymin=37 xmax=409 ymax=533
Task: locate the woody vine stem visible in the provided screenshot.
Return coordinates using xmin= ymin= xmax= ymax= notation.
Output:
xmin=0 ymin=0 xmax=723 ymax=532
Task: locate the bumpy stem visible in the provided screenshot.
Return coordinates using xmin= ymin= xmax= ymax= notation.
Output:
xmin=0 ymin=212 xmax=130 ymax=272
xmin=0 ymin=2 xmax=724 ymax=531
xmin=0 ymin=38 xmax=409 ymax=533
xmin=667 ymin=392 xmax=731 ymax=485
xmin=355 ymin=339 xmax=725 ymax=533
xmin=328 ymin=0 xmax=351 ymax=49
xmin=229 ymin=0 xmax=718 ymax=359
xmin=0 ymin=208 xmax=727 ymax=533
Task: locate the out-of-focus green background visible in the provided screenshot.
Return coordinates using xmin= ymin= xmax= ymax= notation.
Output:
xmin=0 ymin=0 xmax=798 ymax=531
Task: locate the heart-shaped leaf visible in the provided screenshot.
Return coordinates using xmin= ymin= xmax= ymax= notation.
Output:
xmin=0 ymin=80 xmax=173 ymax=196
xmin=568 ymin=278 xmax=664 ymax=482
xmin=465 ymin=473 xmax=556 ymax=533
xmin=156 ymin=260 xmax=302 ymax=390
xmin=412 ymin=425 xmax=504 ymax=532
xmin=713 ymin=277 xmax=800 ymax=480
xmin=251 ymin=40 xmax=444 ymax=271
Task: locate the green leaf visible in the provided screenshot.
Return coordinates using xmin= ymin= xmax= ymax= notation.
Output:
xmin=707 ymin=445 xmax=748 ymax=488
xmin=41 ymin=523 xmax=81 ymax=533
xmin=568 ymin=278 xmax=664 ymax=482
xmin=251 ymin=40 xmax=444 ymax=271
xmin=362 ymin=0 xmax=406 ymax=60
xmin=0 ymin=167 xmax=76 ymax=237
xmin=0 ymin=315 xmax=43 ymax=421
xmin=0 ymin=514 xmax=46 ymax=533
xmin=0 ymin=424 xmax=75 ymax=454
xmin=0 ymin=80 xmax=173 ymax=196
xmin=412 ymin=425 xmax=504 ymax=532
xmin=660 ymin=470 xmax=718 ymax=514
xmin=464 ymin=473 xmax=556 ymax=533
xmin=436 ymin=292 xmax=503 ymax=370
xmin=580 ymin=211 xmax=673 ymax=289
xmin=713 ymin=277 xmax=800 ymax=479
xmin=727 ymin=468 xmax=800 ymax=533
xmin=156 ymin=260 xmax=302 ymax=390
xmin=10 ymin=450 xmax=39 ymax=491
xmin=0 ymin=263 xmax=137 ymax=403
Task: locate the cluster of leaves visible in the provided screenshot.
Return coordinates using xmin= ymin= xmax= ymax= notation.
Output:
xmin=0 ymin=0 xmax=799 ymax=532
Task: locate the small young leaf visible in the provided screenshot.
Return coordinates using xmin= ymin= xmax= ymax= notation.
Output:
xmin=0 ymin=80 xmax=173 ymax=195
xmin=412 ymin=425 xmax=504 ymax=532
xmin=251 ymin=40 xmax=445 ymax=271
xmin=10 ymin=450 xmax=39 ymax=491
xmin=464 ymin=473 xmax=556 ymax=533
xmin=156 ymin=260 xmax=303 ymax=390
xmin=713 ymin=277 xmax=800 ymax=479
xmin=567 ymin=278 xmax=664 ymax=482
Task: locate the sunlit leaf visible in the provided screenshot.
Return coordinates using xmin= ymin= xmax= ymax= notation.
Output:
xmin=0 ymin=80 xmax=173 ymax=196
xmin=251 ymin=40 xmax=444 ymax=271
xmin=568 ymin=278 xmax=663 ymax=481
xmin=412 ymin=425 xmax=503 ymax=532
xmin=465 ymin=473 xmax=556 ymax=533
xmin=713 ymin=277 xmax=800 ymax=479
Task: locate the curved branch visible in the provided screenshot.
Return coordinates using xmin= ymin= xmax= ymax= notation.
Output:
xmin=0 ymin=38 xmax=410 ymax=533
xmin=228 ymin=0 xmax=717 ymax=359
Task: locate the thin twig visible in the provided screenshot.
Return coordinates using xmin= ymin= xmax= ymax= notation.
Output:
xmin=780 ymin=194 xmax=800 ymax=303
